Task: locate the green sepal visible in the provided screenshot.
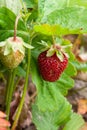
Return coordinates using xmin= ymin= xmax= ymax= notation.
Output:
xmin=56 ymin=51 xmax=64 ymax=61
xmin=0 ymin=36 xmax=34 ymax=56
xmin=4 ymin=39 xmax=12 ymax=55
xmin=38 ymin=40 xmax=50 ymax=48
xmin=23 ymin=42 xmax=34 ymax=49
xmin=12 ymin=43 xmax=25 ymax=54
xmin=3 ymin=37 xmax=25 ymax=55
xmin=0 ymin=42 xmax=6 ymax=47
xmin=46 ymin=48 xmax=55 ymax=57
xmin=4 ymin=44 xmax=12 ymax=55
xmin=46 ymin=44 xmax=68 ymax=61
xmin=37 ymin=40 xmax=50 ymax=52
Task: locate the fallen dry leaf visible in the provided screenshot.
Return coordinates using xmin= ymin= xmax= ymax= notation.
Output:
xmin=77 ymin=99 xmax=87 ymax=114
xmin=76 ymin=72 xmax=87 ymax=81
xmin=0 ymin=111 xmax=10 ymax=130
xmin=0 ymin=111 xmax=6 ymax=118
xmin=0 ymin=118 xmax=10 ymax=127
xmin=77 ymin=53 xmax=87 ymax=62
xmin=0 ymin=127 xmax=8 ymax=130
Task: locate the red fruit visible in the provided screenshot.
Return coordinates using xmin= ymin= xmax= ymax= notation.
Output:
xmin=38 ymin=50 xmax=68 ymax=82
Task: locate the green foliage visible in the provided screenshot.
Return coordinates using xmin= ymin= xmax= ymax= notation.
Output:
xmin=65 ymin=62 xmax=77 ymax=76
xmin=31 ymin=57 xmax=84 ymax=130
xmin=0 ymin=7 xmax=29 ymax=42
xmin=32 ymin=106 xmax=84 ymax=130
xmin=37 ymin=0 xmax=87 ymax=35
xmin=32 ymin=103 xmax=71 ymax=130
xmin=34 ymin=24 xmax=82 ymax=36
xmin=46 ymin=7 xmax=87 ymax=32
xmin=35 ymin=7 xmax=87 ymax=35
xmin=69 ymin=0 xmax=87 ymax=8
xmin=16 ymin=66 xmax=26 ymax=77
xmin=0 ymin=0 xmax=22 ymax=15
xmin=23 ymin=0 xmax=37 ymax=8
xmin=72 ymin=60 xmax=87 ymax=72
xmin=38 ymin=0 xmax=87 ymax=19
xmin=63 ymin=113 xmax=84 ymax=130
xmin=31 ymin=56 xmax=76 ymax=130
xmin=0 ymin=1 xmax=86 ymax=130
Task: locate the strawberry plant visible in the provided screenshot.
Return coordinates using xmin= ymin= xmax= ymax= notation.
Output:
xmin=0 ymin=0 xmax=87 ymax=130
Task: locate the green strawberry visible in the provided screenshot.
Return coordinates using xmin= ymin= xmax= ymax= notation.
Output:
xmin=0 ymin=36 xmax=33 ymax=69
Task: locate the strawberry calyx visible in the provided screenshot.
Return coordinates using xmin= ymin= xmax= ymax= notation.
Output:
xmin=0 ymin=15 xmax=34 ymax=56
xmin=46 ymin=44 xmax=69 ymax=61
xmin=0 ymin=36 xmax=33 ymax=56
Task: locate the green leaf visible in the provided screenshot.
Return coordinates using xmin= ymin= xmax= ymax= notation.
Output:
xmin=72 ymin=61 xmax=87 ymax=72
xmin=27 ymin=9 xmax=38 ymax=22
xmin=32 ymin=103 xmax=71 ymax=130
xmin=31 ymin=57 xmax=74 ymax=111
xmin=38 ymin=0 xmax=87 ymax=20
xmin=37 ymin=3 xmax=87 ymax=35
xmin=31 ymin=36 xmax=76 ymax=130
xmin=63 ymin=113 xmax=84 ymax=130
xmin=0 ymin=0 xmax=22 ymax=15
xmin=68 ymin=0 xmax=87 ymax=8
xmin=55 ymin=72 xmax=74 ymax=95
xmin=31 ymin=46 xmax=75 ymax=129
xmin=0 ymin=30 xmax=29 ymax=43
xmin=65 ymin=62 xmax=77 ymax=76
xmin=34 ymin=24 xmax=82 ymax=36
xmin=23 ymin=0 xmax=36 ymax=8
xmin=38 ymin=0 xmax=67 ymax=20
xmin=0 ymin=7 xmax=29 ymax=42
xmin=44 ymin=7 xmax=87 ymax=34
xmin=16 ymin=66 xmax=26 ymax=77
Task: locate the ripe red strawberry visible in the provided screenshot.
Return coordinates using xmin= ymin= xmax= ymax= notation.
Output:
xmin=38 ymin=50 xmax=68 ymax=82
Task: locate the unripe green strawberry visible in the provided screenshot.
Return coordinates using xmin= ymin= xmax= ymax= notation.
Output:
xmin=38 ymin=46 xmax=68 ymax=82
xmin=0 ymin=37 xmax=33 ymax=69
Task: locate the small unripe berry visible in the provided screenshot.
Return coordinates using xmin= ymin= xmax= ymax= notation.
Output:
xmin=0 ymin=37 xmax=25 ymax=69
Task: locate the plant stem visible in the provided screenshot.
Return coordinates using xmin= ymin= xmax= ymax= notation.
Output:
xmin=13 ymin=76 xmax=20 ymax=93
xmin=20 ymin=0 xmax=27 ymax=15
xmin=13 ymin=15 xmax=21 ymax=41
xmin=6 ymin=69 xmax=17 ymax=120
xmin=52 ymin=35 xmax=56 ymax=45
xmin=5 ymin=70 xmax=13 ymax=107
xmin=11 ymin=49 xmax=31 ymax=130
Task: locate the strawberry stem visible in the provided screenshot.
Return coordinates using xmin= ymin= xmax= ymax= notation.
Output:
xmin=11 ymin=49 xmax=31 ymax=130
xmin=6 ymin=69 xmax=17 ymax=120
xmin=13 ymin=15 xmax=21 ymax=41
xmin=62 ymin=44 xmax=72 ymax=49
xmin=5 ymin=70 xmax=13 ymax=107
xmin=52 ymin=35 xmax=56 ymax=45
